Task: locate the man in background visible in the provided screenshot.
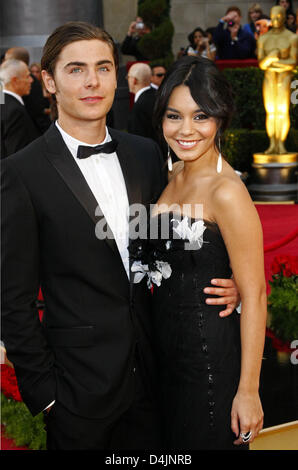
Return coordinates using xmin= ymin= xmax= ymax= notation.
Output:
xmin=5 ymin=47 xmax=51 ymax=133
xmin=121 ymin=16 xmax=151 ymax=61
xmin=150 ymin=64 xmax=166 ymax=90
xmin=0 ymin=59 xmax=40 ymax=158
xmin=213 ymin=6 xmax=256 ymax=59
xmin=127 ymin=62 xmax=157 ymax=140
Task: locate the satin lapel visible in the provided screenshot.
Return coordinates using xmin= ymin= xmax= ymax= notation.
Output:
xmin=43 ymin=124 xmax=118 ymax=255
xmin=109 ymin=129 xmax=144 ymax=296
xmin=109 ymin=129 xmax=142 ymax=208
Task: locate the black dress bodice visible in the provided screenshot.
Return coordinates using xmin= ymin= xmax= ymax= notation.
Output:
xmin=130 ymin=213 xmax=244 ymax=450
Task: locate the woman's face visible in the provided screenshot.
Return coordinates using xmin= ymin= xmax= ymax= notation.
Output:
xmin=279 ymin=0 xmax=290 ymax=9
xmin=250 ymin=10 xmax=261 ymax=22
xmin=30 ymin=65 xmax=41 ymax=81
xmin=162 ymin=85 xmax=218 ymax=163
xmin=193 ymin=31 xmax=204 ymax=45
xmin=287 ymin=13 xmax=295 ymax=24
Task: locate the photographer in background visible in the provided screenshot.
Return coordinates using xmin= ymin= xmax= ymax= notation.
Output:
xmin=185 ymin=27 xmax=217 ymax=61
xmin=213 ymin=6 xmax=256 ymax=59
xmin=121 ymin=16 xmax=151 ymax=61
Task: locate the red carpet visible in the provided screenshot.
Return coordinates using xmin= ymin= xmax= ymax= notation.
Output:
xmin=1 ymin=204 xmax=297 ymax=450
xmin=255 ymin=204 xmax=298 ymax=293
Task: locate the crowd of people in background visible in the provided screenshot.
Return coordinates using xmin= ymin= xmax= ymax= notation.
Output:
xmin=1 ymin=1 xmax=298 ymax=154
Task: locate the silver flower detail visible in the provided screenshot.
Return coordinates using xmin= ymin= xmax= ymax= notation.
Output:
xmin=131 ymin=260 xmax=172 ymax=289
xmin=171 ymin=216 xmax=206 ymax=248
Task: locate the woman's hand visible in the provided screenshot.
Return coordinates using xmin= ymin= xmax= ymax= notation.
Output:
xmin=231 ymin=390 xmax=264 ymax=445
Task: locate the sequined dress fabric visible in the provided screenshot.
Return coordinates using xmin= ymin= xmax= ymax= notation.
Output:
xmin=136 ymin=213 xmax=243 ymax=450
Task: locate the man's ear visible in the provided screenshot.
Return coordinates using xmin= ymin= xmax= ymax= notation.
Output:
xmin=41 ymin=70 xmax=56 ymax=94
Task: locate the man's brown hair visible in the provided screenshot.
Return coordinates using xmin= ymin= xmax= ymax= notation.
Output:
xmin=41 ymin=21 xmax=119 ymax=76
xmin=226 ymin=6 xmax=242 ymax=16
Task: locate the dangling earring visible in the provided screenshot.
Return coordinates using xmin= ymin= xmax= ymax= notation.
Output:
xmin=167 ymin=145 xmax=173 ymax=172
xmin=217 ymin=138 xmax=222 ymax=174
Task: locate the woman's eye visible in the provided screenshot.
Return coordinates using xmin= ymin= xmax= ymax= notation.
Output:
xmin=166 ymin=113 xmax=180 ymax=120
xmin=195 ymin=113 xmax=208 ymax=120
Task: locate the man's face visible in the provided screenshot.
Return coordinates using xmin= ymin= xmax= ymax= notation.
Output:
xmin=228 ymin=11 xmax=242 ymax=26
xmin=42 ymin=39 xmax=117 ymax=127
xmin=250 ymin=10 xmax=261 ymax=22
xmin=14 ymin=64 xmax=33 ymax=96
xmin=151 ymin=66 xmax=166 ymax=88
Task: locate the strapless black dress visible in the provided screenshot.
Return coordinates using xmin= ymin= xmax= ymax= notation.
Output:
xmin=130 ymin=213 xmax=245 ymax=450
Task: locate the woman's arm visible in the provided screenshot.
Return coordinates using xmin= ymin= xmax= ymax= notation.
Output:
xmin=213 ymin=178 xmax=267 ymax=444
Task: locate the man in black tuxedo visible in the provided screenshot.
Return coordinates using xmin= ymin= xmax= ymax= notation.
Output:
xmin=5 ymin=47 xmax=51 ymax=133
xmin=127 ymin=62 xmax=157 ymax=141
xmin=1 ymin=22 xmax=240 ymax=450
xmin=0 ymin=59 xmax=40 ymax=159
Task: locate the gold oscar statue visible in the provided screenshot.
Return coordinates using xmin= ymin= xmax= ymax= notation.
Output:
xmin=248 ymin=5 xmax=298 ymax=201
xmin=258 ymin=5 xmax=297 ymax=155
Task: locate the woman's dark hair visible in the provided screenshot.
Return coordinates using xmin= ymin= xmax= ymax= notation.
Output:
xmin=187 ymin=27 xmax=206 ymax=48
xmin=153 ymin=55 xmax=235 ymax=152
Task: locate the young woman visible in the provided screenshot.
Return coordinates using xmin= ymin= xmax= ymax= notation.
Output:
xmin=185 ymin=27 xmax=217 ymax=61
xmin=131 ymin=56 xmax=267 ymax=450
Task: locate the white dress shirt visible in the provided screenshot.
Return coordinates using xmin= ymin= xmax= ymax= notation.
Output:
xmin=134 ymin=86 xmax=151 ymax=103
xmin=55 ymin=121 xmax=130 ymax=279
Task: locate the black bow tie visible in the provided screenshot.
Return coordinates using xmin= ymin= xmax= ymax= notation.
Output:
xmin=76 ymin=139 xmax=118 ymax=159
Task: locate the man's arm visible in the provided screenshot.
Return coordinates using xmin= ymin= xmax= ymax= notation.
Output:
xmin=212 ymin=20 xmax=227 ymax=46
xmin=1 ymin=159 xmax=56 ymax=416
xmin=233 ymin=33 xmax=256 ymax=59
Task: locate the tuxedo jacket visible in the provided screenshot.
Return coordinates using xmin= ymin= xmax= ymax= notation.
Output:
xmin=1 ymin=123 xmax=166 ymax=419
xmin=1 ymin=93 xmax=41 ymax=159
xmin=128 ymin=87 xmax=157 ymax=141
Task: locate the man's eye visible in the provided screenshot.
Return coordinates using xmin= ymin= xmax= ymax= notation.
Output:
xmin=98 ymin=66 xmax=109 ymax=72
xmin=71 ymin=67 xmax=82 ymax=73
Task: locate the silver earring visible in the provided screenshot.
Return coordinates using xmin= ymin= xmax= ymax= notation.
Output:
xmin=217 ymin=139 xmax=222 ymax=174
xmin=167 ymin=145 xmax=173 ymax=172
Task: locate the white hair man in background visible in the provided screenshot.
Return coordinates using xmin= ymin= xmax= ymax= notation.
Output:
xmin=127 ymin=62 xmax=158 ymax=141
xmin=1 ymin=59 xmax=40 ymax=159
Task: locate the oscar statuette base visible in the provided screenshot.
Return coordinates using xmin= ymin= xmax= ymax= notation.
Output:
xmin=248 ymin=153 xmax=298 ymax=202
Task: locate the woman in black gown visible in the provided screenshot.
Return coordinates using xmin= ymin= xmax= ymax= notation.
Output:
xmin=130 ymin=56 xmax=267 ymax=450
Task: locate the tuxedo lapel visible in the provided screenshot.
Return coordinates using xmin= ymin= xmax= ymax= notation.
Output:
xmin=109 ymin=129 xmax=144 ymax=294
xmin=43 ymin=124 xmax=118 ymax=255
xmin=109 ymin=128 xmax=142 ymax=208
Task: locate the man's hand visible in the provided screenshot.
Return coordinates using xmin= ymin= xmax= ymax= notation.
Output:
xmin=128 ymin=21 xmax=138 ymax=36
xmin=203 ymin=278 xmax=240 ymax=317
xmin=229 ymin=23 xmax=240 ymax=39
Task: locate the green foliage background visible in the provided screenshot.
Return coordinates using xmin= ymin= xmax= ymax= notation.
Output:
xmin=137 ymin=0 xmax=174 ymax=67
xmin=268 ymin=276 xmax=298 ymax=342
xmin=221 ymin=67 xmax=298 ymax=170
xmin=1 ymin=393 xmax=46 ymax=450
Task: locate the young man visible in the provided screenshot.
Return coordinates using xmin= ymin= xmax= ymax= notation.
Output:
xmin=1 ymin=22 xmax=239 ymax=450
xmin=213 ymin=6 xmax=256 ymax=59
